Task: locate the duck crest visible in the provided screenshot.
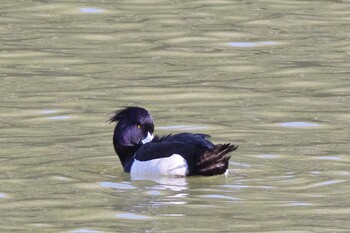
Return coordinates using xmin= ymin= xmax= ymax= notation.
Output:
xmin=109 ymin=107 xmax=152 ymax=125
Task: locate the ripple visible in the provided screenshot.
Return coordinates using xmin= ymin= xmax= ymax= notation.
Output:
xmin=227 ymin=41 xmax=279 ymax=47
xmin=157 ymin=125 xmax=208 ymax=131
xmin=100 ymin=182 xmax=136 ymax=190
xmin=310 ymin=171 xmax=322 ymax=174
xmin=147 ymin=190 xmax=161 ymax=196
xmin=308 ymin=179 xmax=346 ymax=188
xmin=279 ymin=122 xmax=320 ymax=128
xmin=46 ymin=115 xmax=71 ymax=121
xmin=0 ymin=193 xmax=6 ymax=198
xmin=131 ymin=175 xmax=188 ymax=191
xmin=116 ymin=213 xmax=151 ymax=220
xmin=51 ymin=176 xmax=74 ymax=181
xmin=71 ymin=230 xmax=103 ymax=233
xmin=155 ymin=201 xmax=187 ymax=205
xmin=287 ymin=202 xmax=312 ymax=207
xmin=201 ymin=194 xmax=240 ymax=201
xmin=80 ymin=7 xmax=104 ymax=13
xmin=229 ymin=161 xmax=252 ymax=167
xmin=223 ymin=185 xmax=249 ymax=189
xmin=224 ymin=184 xmax=274 ymax=190
xmin=35 ymin=110 xmax=71 ymax=121
xmin=316 ymin=156 xmax=342 ymax=161
xmin=169 ymin=193 xmax=188 ymax=198
xmin=39 ymin=109 xmax=59 ymax=114
xmin=159 ymin=214 xmax=184 ymax=217
xmin=256 ymin=154 xmax=279 ymax=159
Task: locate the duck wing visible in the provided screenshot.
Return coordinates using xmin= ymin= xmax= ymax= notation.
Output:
xmin=134 ymin=133 xmax=238 ymax=176
xmin=154 ymin=133 xmax=214 ymax=149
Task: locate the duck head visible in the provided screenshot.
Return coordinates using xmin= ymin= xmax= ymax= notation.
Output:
xmin=110 ymin=107 xmax=154 ymax=147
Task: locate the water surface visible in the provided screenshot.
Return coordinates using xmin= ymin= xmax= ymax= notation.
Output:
xmin=0 ymin=0 xmax=349 ymax=232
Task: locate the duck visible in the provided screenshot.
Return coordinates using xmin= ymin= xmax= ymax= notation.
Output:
xmin=109 ymin=107 xmax=238 ymax=176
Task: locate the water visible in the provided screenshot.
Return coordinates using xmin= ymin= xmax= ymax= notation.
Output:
xmin=1 ymin=0 xmax=350 ymax=232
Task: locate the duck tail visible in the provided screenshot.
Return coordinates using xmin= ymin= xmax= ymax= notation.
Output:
xmin=194 ymin=144 xmax=238 ymax=176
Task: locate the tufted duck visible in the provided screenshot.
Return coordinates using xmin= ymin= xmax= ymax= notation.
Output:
xmin=110 ymin=107 xmax=238 ymax=176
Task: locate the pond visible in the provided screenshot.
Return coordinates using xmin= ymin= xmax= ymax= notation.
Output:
xmin=0 ymin=0 xmax=349 ymax=232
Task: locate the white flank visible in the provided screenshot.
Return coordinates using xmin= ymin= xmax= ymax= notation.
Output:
xmin=131 ymin=154 xmax=188 ymax=176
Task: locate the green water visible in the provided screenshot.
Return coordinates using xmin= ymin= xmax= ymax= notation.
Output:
xmin=1 ymin=0 xmax=349 ymax=232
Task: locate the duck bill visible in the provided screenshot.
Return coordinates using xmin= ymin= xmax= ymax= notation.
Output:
xmin=141 ymin=132 xmax=154 ymax=144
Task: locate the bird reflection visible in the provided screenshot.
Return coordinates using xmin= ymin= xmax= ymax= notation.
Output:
xmin=131 ymin=174 xmax=188 ymax=192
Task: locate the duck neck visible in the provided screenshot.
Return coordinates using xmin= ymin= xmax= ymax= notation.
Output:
xmin=114 ymin=143 xmax=140 ymax=172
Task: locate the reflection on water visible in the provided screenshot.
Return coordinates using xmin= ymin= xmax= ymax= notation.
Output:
xmin=71 ymin=230 xmax=103 ymax=233
xmin=285 ymin=202 xmax=312 ymax=207
xmin=0 ymin=0 xmax=350 ymax=232
xmin=79 ymin=8 xmax=104 ymax=14
xmin=100 ymin=181 xmax=136 ymax=190
xmin=279 ymin=121 xmax=321 ymax=128
xmin=131 ymin=175 xmax=188 ymax=192
xmin=46 ymin=115 xmax=72 ymax=121
xmin=227 ymin=41 xmax=279 ymax=47
xmin=256 ymin=154 xmax=279 ymax=159
xmin=39 ymin=109 xmax=59 ymax=114
xmin=116 ymin=213 xmax=151 ymax=220
xmin=307 ymin=179 xmax=346 ymax=188
xmin=316 ymin=156 xmax=342 ymax=161
xmin=201 ymin=194 xmax=240 ymax=201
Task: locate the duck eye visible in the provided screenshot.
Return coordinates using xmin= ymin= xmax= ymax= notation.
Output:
xmin=137 ymin=124 xmax=142 ymax=129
